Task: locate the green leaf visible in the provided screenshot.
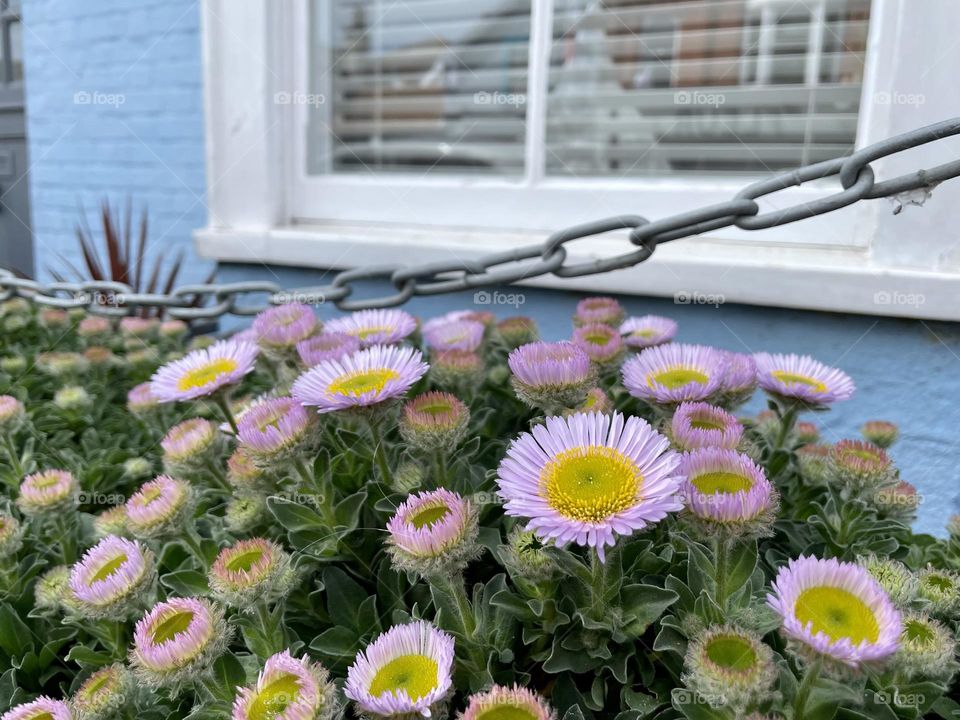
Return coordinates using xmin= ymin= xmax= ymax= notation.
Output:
xmin=620 ymin=584 xmax=678 ymax=638
xmin=160 ymin=569 xmax=210 ymax=596
xmin=65 ymin=645 xmax=112 ymax=668
xmin=208 ymin=653 xmax=246 ymax=702
xmin=0 ymin=604 xmax=33 ymax=658
xmin=321 ymin=567 xmax=369 ymax=629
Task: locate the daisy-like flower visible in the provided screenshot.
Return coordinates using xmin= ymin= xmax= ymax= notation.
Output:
xmin=573 ymin=296 xmax=624 ymax=327
xmin=236 ymin=396 xmax=312 ymax=461
xmin=795 ymin=422 xmax=820 ymax=444
xmin=680 ymin=449 xmax=777 ymax=538
xmin=399 ymin=392 xmax=470 ymax=453
xmin=874 ymin=480 xmax=920 ymax=521
xmin=160 ymin=319 xmax=189 ymax=340
xmin=619 ymin=315 xmax=677 ymax=350
xmin=893 ymin=612 xmax=958 ymax=682
xmin=495 ymin=316 xmax=538 ymax=349
xmin=252 ymin=304 xmax=319 ymax=350
xmin=296 ymin=332 xmax=361 ymax=367
xmin=72 ymin=663 xmax=133 ymax=720
xmin=670 ymin=402 xmax=743 ymax=451
xmin=150 ymin=339 xmax=259 ymax=403
xmin=716 ymin=352 xmax=757 ymax=408
xmin=573 ymin=323 xmax=625 ymax=366
xmin=423 ymin=319 xmax=485 ymax=353
xmin=422 ymin=310 xmax=492 ymax=336
xmin=82 ymin=346 xmax=116 ymax=368
xmin=459 ymin=685 xmax=556 ymax=720
xmin=36 ymin=565 xmax=78 ymax=614
xmin=78 ymin=315 xmax=111 ymax=338
xmin=0 ymin=512 xmax=23 ymax=558
xmin=0 ymin=394 xmax=25 ymax=433
xmin=127 ymin=382 xmax=159 ymax=415
xmin=69 ymin=535 xmax=155 ymax=620
xmin=681 ymin=625 xmax=777 ymax=713
xmin=225 ymin=494 xmax=268 ymax=535
xmin=622 ymin=343 xmax=728 ymax=407
xmin=131 ymin=596 xmax=229 ymax=690
xmin=861 ymin=420 xmax=898 ymax=449
xmin=767 ymin=555 xmax=902 ymax=670
xmin=161 ymin=418 xmax=221 ymax=473
xmin=0 ymin=697 xmax=72 ymax=720
xmin=496 ymin=412 xmax=683 ymax=561
xmin=291 ymin=344 xmax=428 ymax=415
xmin=796 ymin=443 xmax=833 ymax=485
xmin=125 ymin=475 xmax=193 ymax=539
xmin=208 ymin=538 xmax=296 ymax=611
xmin=430 ymin=350 xmax=485 ymax=391
xmin=753 ymin=352 xmax=855 ymax=407
xmin=37 ymin=352 xmax=89 ymax=378
xmin=233 ymin=650 xmax=338 ymax=720
xmin=345 ymin=621 xmax=454 ymax=718
xmin=40 ymin=308 xmax=70 ymax=328
xmin=916 ymin=567 xmax=960 ymax=620
xmin=120 ymin=317 xmax=158 ymax=338
xmin=386 ymin=489 xmax=480 ymax=577
xmin=325 ymin=309 xmax=417 ymax=347
xmin=93 ymin=505 xmax=129 ymax=539
xmin=54 ymin=386 xmax=92 ymax=412
xmin=508 ymin=341 xmax=593 ymax=411
xmin=830 ymin=440 xmax=894 ymax=493
xmin=17 ymin=469 xmax=78 ymax=516
xmin=859 ymin=555 xmax=917 ymax=609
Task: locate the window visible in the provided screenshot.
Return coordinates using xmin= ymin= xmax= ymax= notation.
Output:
xmin=197 ymin=0 xmax=960 ymax=320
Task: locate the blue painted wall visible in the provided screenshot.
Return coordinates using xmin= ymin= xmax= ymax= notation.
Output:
xmin=218 ymin=262 xmax=960 ymax=538
xmin=21 ymin=0 xmax=211 ymax=284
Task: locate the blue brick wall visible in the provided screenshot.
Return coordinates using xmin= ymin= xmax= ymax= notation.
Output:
xmin=21 ymin=0 xmax=210 ymax=284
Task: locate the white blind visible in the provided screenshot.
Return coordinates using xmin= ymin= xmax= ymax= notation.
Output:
xmin=310 ymin=0 xmax=533 ymax=175
xmin=307 ymin=0 xmax=870 ymax=177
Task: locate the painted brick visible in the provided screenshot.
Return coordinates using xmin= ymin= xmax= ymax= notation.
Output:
xmin=22 ymin=0 xmax=212 ymax=285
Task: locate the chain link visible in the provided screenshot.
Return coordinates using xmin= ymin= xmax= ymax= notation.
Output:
xmin=4 ymin=118 xmax=960 ymax=320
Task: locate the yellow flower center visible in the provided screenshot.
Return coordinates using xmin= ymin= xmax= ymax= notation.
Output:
xmin=691 ymin=471 xmax=753 ymax=495
xmin=225 ymin=548 xmax=265 ymax=573
xmin=794 ymin=586 xmax=880 ymax=644
xmin=542 ymin=446 xmax=642 ymax=522
xmin=631 ymin=329 xmax=656 ymax=338
xmin=33 ymin=473 xmax=62 ymax=489
xmin=328 ymin=369 xmax=399 ymax=397
xmin=368 ymin=654 xmax=438 ymax=701
xmin=248 ymin=672 xmax=301 ymax=720
xmin=417 ymin=401 xmax=454 ymax=417
xmin=150 ymin=610 xmax=194 ymax=645
xmin=352 ymin=326 xmax=390 ymax=341
xmin=584 ymin=332 xmax=610 ymax=345
xmin=409 ymin=505 xmax=450 ymax=529
xmin=90 ymin=554 xmax=128 ymax=584
xmin=80 ymin=671 xmax=117 ymax=700
xmin=476 ymin=706 xmax=539 ymax=720
xmin=648 ymin=368 xmax=708 ymax=390
xmin=690 ymin=417 xmax=725 ymax=431
xmin=176 ymin=358 xmax=238 ymax=391
xmin=771 ymin=370 xmax=826 ymax=393
xmin=704 ymin=634 xmax=757 ymax=672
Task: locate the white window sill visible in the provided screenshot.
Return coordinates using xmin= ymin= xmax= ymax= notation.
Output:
xmin=194 ymin=222 xmax=959 ymax=321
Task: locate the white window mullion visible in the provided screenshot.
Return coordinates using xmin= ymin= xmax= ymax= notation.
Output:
xmin=523 ymin=0 xmax=554 ymax=185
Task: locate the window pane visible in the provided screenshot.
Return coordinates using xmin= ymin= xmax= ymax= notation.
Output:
xmin=544 ymin=0 xmax=871 ymax=177
xmin=307 ymin=0 xmax=532 ymax=176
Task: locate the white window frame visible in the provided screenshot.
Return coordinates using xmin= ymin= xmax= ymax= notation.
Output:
xmin=196 ymin=0 xmax=960 ymax=320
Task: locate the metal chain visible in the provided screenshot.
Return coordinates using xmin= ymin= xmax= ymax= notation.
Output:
xmin=4 ymin=118 xmax=960 ymax=321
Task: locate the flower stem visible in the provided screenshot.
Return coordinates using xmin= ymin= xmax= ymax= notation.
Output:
xmin=255 ymin=601 xmax=282 ymax=656
xmin=773 ymin=405 xmax=799 ymax=451
xmin=431 ymin=573 xmax=486 ymax=672
xmin=51 ymin=515 xmax=76 ymax=564
xmin=433 ymin=451 xmax=447 ymax=486
xmin=181 ymin=526 xmax=208 ymax=567
xmin=368 ymin=421 xmax=393 ymax=486
xmin=794 ymin=656 xmax=823 ymax=719
xmin=714 ymin=537 xmax=729 ymax=612
xmin=1 ymin=434 xmax=23 ymax=485
xmin=293 ymin=457 xmax=337 ymax=527
xmin=590 ymin=551 xmax=607 ymax=618
xmin=213 ymin=393 xmax=239 ymax=435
